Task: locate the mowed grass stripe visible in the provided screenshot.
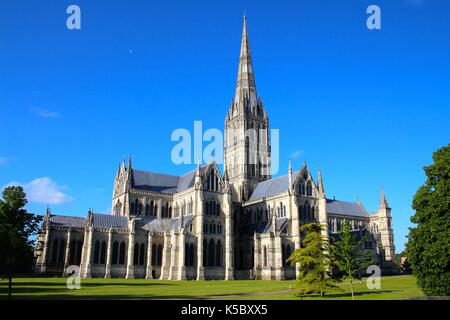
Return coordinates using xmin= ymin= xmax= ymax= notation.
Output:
xmin=0 ymin=275 xmax=422 ymax=300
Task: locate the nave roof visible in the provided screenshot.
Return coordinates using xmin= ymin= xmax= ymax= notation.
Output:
xmin=49 ymin=213 xmax=129 ymax=229
xmin=131 ymin=165 xmax=208 ymax=194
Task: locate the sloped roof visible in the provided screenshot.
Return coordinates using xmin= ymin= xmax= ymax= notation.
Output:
xmin=326 ymin=199 xmax=369 ymax=217
xmin=49 ymin=214 xmax=129 ymax=229
xmin=50 ymin=215 xmax=86 ymax=228
xmin=171 ymin=214 xmax=194 ymax=230
xmin=92 ymin=213 xmax=128 ymax=229
xmin=140 ymin=215 xmax=193 ymax=233
xmin=132 ymin=166 xmax=208 ymax=194
xmin=249 ymin=171 xmax=300 ymax=201
xmin=176 ymin=166 xmax=207 ymax=193
xmin=132 ymin=170 xmax=180 ymax=194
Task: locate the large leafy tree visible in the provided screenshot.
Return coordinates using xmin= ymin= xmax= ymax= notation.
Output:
xmin=331 ymin=221 xmax=375 ymax=300
xmin=287 ymin=223 xmax=337 ymax=297
xmin=407 ymin=143 xmax=450 ymax=296
xmin=0 ymin=186 xmax=42 ymax=300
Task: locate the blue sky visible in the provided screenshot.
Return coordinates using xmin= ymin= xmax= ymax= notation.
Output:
xmin=0 ymin=0 xmax=449 ymax=252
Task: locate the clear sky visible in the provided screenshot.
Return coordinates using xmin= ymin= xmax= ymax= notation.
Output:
xmin=0 ymin=0 xmax=449 ymax=252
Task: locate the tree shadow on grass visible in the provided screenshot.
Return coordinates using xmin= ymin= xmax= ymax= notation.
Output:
xmin=0 ymin=286 xmax=71 ymax=296
xmin=311 ymin=290 xmax=396 ymax=299
xmin=1 ymin=282 xmax=173 ymax=287
xmin=0 ymin=292 xmax=210 ymax=300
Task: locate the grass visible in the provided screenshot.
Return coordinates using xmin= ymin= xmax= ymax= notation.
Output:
xmin=0 ymin=275 xmax=423 ymax=300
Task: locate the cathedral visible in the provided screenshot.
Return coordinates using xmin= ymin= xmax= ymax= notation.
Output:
xmin=34 ymin=17 xmax=396 ymax=280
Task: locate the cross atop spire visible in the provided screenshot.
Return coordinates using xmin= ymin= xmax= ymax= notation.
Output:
xmin=235 ymin=14 xmax=257 ymax=107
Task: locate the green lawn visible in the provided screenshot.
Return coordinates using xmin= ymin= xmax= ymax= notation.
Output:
xmin=0 ymin=275 xmax=422 ymax=300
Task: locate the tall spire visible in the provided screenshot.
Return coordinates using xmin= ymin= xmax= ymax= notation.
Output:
xmin=235 ymin=14 xmax=257 ymax=107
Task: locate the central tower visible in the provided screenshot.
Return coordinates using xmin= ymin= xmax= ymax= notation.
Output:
xmin=224 ymin=16 xmax=271 ymax=202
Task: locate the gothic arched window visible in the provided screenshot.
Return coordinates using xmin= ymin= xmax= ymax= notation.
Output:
xmin=210 ymin=201 xmax=215 ymax=216
xmin=286 ymin=244 xmax=292 ymax=266
xmin=139 ymin=243 xmax=145 ymax=265
xmin=112 ymin=241 xmax=119 ymax=265
xmin=133 ymin=243 xmax=139 ymax=265
xmin=69 ymin=240 xmax=76 ymax=264
xmin=94 ymin=240 xmax=100 ymax=264
xmin=263 ymin=245 xmax=268 ymax=267
xmin=216 ymin=203 xmax=221 ymax=216
xmin=51 ymin=239 xmax=59 ymax=264
xmin=157 ymin=245 xmax=163 ymax=266
xmin=101 ymin=241 xmax=107 ymax=264
xmin=185 ymin=244 xmax=190 ymax=266
xmin=216 ymin=241 xmax=222 ymax=267
xmin=119 ymin=241 xmax=126 ymax=265
xmin=307 ymin=181 xmax=312 ymax=196
xmin=301 ymin=182 xmax=306 ymax=195
xmin=189 ymin=244 xmax=195 ymax=266
xmin=134 ymin=199 xmax=139 ymax=215
xmin=76 ymin=240 xmax=83 ymax=264
xmin=151 ymin=244 xmax=157 ymax=266
xmin=150 ymin=200 xmax=154 ymax=216
xmin=305 ymin=201 xmax=310 ymax=221
xmin=58 ymin=240 xmax=65 ymax=263
xmin=208 ymin=239 xmax=215 ymax=267
xmin=203 ymin=239 xmax=207 ymax=266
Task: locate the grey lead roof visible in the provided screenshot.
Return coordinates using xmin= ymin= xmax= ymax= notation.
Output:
xmin=140 ymin=215 xmax=193 ymax=233
xmin=50 ymin=213 xmax=129 ymax=229
xmin=176 ymin=166 xmax=207 ymax=193
xmin=326 ymin=199 xmax=369 ymax=217
xmin=249 ymin=171 xmax=300 ymax=201
xmin=132 ymin=166 xmax=207 ymax=194
xmin=50 ymin=215 xmax=86 ymax=228
xmin=49 ymin=213 xmax=193 ymax=232
xmin=132 ymin=170 xmax=180 ymax=194
xmin=92 ymin=214 xmax=128 ymax=229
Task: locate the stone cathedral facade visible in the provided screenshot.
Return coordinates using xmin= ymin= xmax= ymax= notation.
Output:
xmin=34 ymin=17 xmax=396 ymax=280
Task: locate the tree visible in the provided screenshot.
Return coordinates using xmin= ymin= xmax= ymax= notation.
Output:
xmin=406 ymin=143 xmax=450 ymax=296
xmin=287 ymin=223 xmax=337 ymax=297
xmin=0 ymin=186 xmax=42 ymax=300
xmin=331 ymin=221 xmax=375 ymax=300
